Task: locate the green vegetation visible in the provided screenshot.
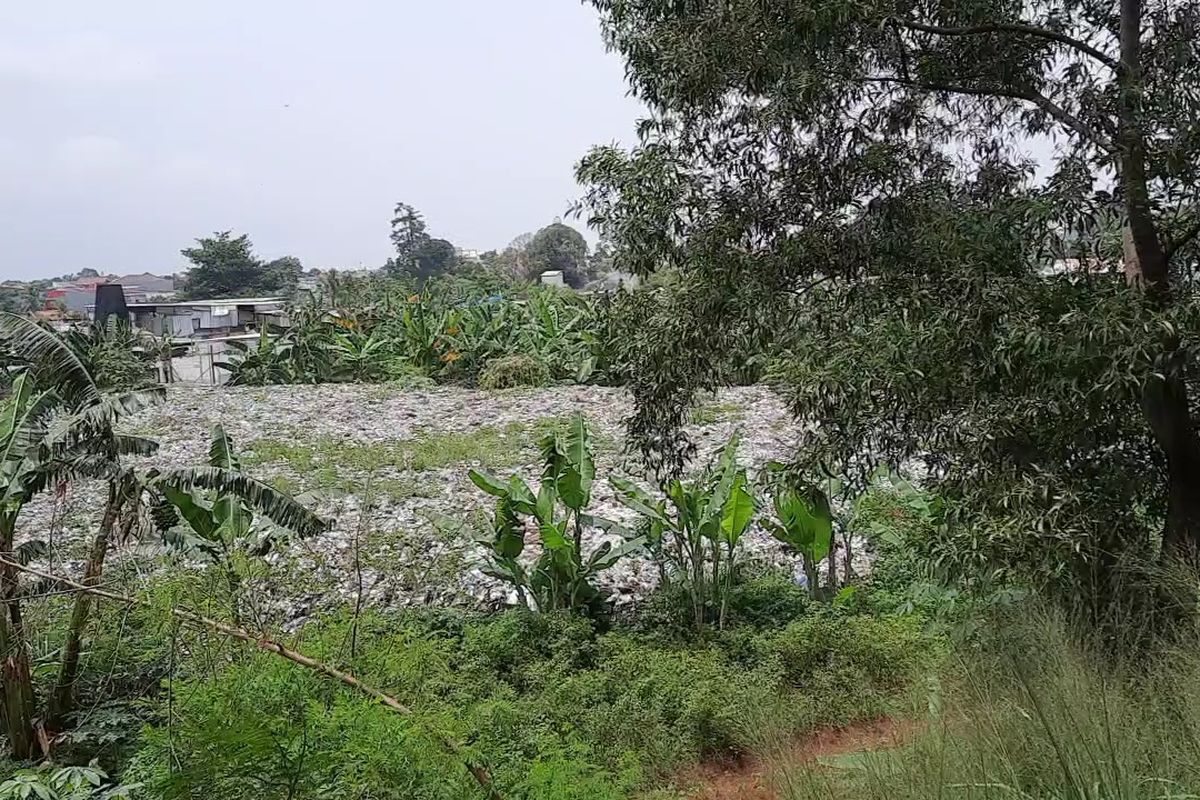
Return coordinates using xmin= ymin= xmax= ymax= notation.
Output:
xmin=5 ymin=0 xmax=1200 ymax=796
xmin=477 ymin=355 xmax=550 ymax=390
xmin=243 ymin=415 xmax=614 ymax=493
xmin=179 ymin=232 xmax=300 ymax=300
xmin=112 ymin=592 xmax=933 ymax=800
xmin=612 ymin=432 xmax=755 ymax=628
xmin=690 ymin=400 xmax=743 ymax=427
xmin=217 ymin=277 xmax=642 ymax=389
xmin=777 ymin=607 xmax=1200 ymax=800
xmin=470 ymin=415 xmax=641 ymax=615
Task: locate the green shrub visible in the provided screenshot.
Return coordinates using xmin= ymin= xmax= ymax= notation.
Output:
xmin=635 ymin=570 xmax=810 ymax=639
xmin=123 ymin=606 xmax=941 ymax=799
xmin=723 ymin=571 xmax=811 ymax=629
xmin=758 ymin=614 xmax=936 ymax=700
xmin=477 ymin=354 xmax=550 ymax=389
xmin=777 ymin=607 xmax=1200 ymax=800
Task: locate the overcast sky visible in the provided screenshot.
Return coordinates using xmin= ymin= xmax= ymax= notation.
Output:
xmin=0 ymin=1 xmax=643 ymax=280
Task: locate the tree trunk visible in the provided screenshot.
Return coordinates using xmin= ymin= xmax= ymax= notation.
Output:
xmin=1117 ymin=0 xmax=1200 ymax=556
xmin=48 ymin=485 xmax=124 ymax=726
xmin=0 ymin=514 xmax=35 ymax=759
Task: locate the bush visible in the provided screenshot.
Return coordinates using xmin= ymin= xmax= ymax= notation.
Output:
xmin=776 ymin=606 xmax=1200 ymax=800
xmin=123 ymin=606 xmax=941 ymax=799
xmin=477 ymin=354 xmax=550 ymax=389
xmin=635 ymin=570 xmax=810 ymax=639
xmin=758 ymin=613 xmax=936 ymax=724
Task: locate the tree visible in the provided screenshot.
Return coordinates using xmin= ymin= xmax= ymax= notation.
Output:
xmin=386 ymin=203 xmax=459 ymax=281
xmin=526 ymin=223 xmax=589 ymax=288
xmin=389 ymin=202 xmax=429 ymax=265
xmin=262 ymin=255 xmax=303 ymax=295
xmin=577 ymin=0 xmax=1200 ymax=587
xmin=412 ymin=237 xmax=458 ymax=280
xmin=480 ymin=233 xmax=536 ymax=281
xmin=0 ymin=314 xmax=325 ymax=743
xmin=180 ymin=232 xmax=275 ymax=299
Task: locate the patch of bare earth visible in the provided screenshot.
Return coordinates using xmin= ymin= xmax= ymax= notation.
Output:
xmin=679 ymin=717 xmax=916 ymax=800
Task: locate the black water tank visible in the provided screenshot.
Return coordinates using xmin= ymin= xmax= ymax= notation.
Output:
xmin=94 ymin=284 xmax=129 ymax=325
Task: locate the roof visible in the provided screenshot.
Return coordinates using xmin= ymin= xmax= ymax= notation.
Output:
xmin=124 ymin=297 xmax=286 ymax=310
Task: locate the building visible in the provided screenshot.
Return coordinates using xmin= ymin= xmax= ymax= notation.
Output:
xmin=46 ymin=273 xmax=176 ymax=315
xmin=90 ymin=295 xmax=288 ymax=339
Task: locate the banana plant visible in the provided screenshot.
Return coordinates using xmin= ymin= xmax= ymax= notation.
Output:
xmin=328 ymin=330 xmax=392 ymax=382
xmin=150 ymin=425 xmax=326 ymax=622
xmin=468 ymin=413 xmax=641 ymax=615
xmin=0 ymin=314 xmax=166 ymax=741
xmin=610 ymin=432 xmax=755 ymax=628
xmin=760 ymin=466 xmax=835 ymax=598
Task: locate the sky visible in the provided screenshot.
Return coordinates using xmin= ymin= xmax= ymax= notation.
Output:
xmin=0 ymin=1 xmax=645 ymax=280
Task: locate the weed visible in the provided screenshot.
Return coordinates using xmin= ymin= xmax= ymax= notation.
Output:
xmin=690 ymin=400 xmax=744 ymax=426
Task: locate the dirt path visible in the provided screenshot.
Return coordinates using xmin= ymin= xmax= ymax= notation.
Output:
xmin=682 ymin=717 xmax=913 ymax=800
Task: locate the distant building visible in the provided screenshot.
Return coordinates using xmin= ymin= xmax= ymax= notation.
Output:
xmin=117 ymin=272 xmax=176 ymax=301
xmin=46 ymin=273 xmax=175 ymax=315
xmin=89 ymin=293 xmax=288 ymax=339
xmin=539 ymin=270 xmax=565 ymax=288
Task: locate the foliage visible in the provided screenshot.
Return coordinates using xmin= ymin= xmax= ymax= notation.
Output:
xmin=218 ymin=275 xmax=637 ymax=388
xmin=124 ymin=604 xmax=938 ymax=800
xmin=611 ymin=432 xmax=755 ymax=628
xmin=64 ymin=318 xmax=159 ymax=391
xmin=151 ymin=425 xmax=325 ymax=618
xmin=576 ymin=0 xmax=1200 ymax=601
xmin=477 ymin=354 xmax=550 ymax=390
xmin=387 ymin=203 xmax=458 ymax=281
xmin=261 ymin=256 xmax=303 ymax=295
xmin=469 ymin=414 xmax=642 ymax=615
xmin=0 ymin=763 xmax=138 ymax=800
xmin=526 ymin=223 xmax=590 ymax=288
xmin=760 ymin=467 xmax=836 ymax=599
xmin=779 ymin=608 xmax=1200 ymax=800
xmin=179 ymin=232 xmax=293 ymax=300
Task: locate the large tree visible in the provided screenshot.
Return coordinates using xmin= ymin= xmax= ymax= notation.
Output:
xmin=388 ymin=202 xmax=429 ymax=268
xmin=527 ymin=223 xmax=590 ymax=287
xmin=577 ymin=0 xmax=1200 ymax=578
xmin=180 ymin=232 xmax=291 ymax=299
xmin=386 ymin=202 xmax=458 ymax=280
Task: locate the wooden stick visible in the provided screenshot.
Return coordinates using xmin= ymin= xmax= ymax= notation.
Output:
xmin=0 ymin=556 xmax=502 ymax=800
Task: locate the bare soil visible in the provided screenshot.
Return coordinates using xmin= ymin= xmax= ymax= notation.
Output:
xmin=680 ymin=717 xmax=915 ymax=800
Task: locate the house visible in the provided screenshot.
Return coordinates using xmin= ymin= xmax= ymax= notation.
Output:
xmin=46 ymin=272 xmax=176 ymax=315
xmin=89 ymin=295 xmax=288 ymax=339
xmin=116 ymin=272 xmax=176 ymax=301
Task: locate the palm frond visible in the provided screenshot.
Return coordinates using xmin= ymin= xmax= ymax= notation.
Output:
xmin=153 ymin=466 xmax=326 ymax=538
xmin=207 ymin=426 xmax=241 ymax=470
xmin=22 ymin=458 xmax=108 ymax=499
xmin=39 ymin=391 xmax=164 ymax=462
xmin=0 ymin=313 xmax=100 ymax=408
xmin=0 ymin=380 xmax=61 ymax=506
xmin=112 ymin=434 xmax=159 ymax=457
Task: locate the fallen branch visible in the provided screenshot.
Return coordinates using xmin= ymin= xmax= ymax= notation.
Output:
xmin=0 ymin=556 xmax=502 ymax=800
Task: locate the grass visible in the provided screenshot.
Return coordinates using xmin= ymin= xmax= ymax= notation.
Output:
xmin=691 ymin=400 xmax=745 ymax=426
xmin=243 ymin=414 xmax=617 ymax=491
xmin=771 ymin=606 xmax=1200 ymax=800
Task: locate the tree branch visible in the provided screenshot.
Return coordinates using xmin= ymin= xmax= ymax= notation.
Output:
xmin=861 ymin=75 xmax=1117 ymax=154
xmin=1165 ymin=210 xmax=1200 ymax=259
xmin=0 ymin=556 xmax=503 ymax=800
xmin=895 ymin=19 xmax=1120 ymax=71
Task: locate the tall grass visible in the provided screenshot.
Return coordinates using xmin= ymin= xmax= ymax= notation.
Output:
xmin=775 ymin=603 xmax=1200 ymax=800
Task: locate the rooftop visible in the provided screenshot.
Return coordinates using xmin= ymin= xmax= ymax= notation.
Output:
xmin=123 ymin=296 xmax=286 ymax=309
